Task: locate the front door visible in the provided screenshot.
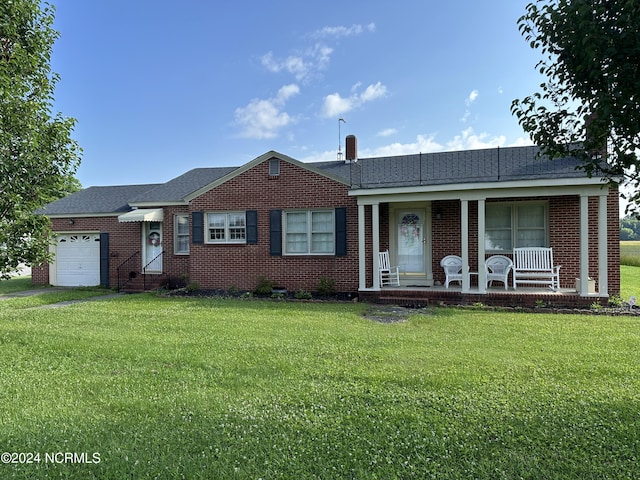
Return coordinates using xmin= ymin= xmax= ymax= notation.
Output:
xmin=396 ymin=209 xmax=430 ymax=284
xmin=143 ymin=222 xmax=163 ymax=273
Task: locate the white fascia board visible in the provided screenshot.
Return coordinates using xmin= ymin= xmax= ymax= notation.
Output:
xmin=128 ymin=201 xmax=188 ymax=208
xmin=350 ymin=177 xmax=611 ymax=205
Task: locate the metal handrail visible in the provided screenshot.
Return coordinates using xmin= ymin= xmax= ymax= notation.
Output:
xmin=116 ymin=251 xmax=140 ymax=291
xmin=142 ymin=251 xmax=164 ymax=291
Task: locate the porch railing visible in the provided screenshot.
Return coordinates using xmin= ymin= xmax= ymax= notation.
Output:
xmin=142 ymin=251 xmax=164 ymax=291
xmin=116 ymin=251 xmax=140 ymax=291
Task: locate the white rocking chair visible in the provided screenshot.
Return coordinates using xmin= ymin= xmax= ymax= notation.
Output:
xmin=379 ymin=250 xmax=400 ymax=286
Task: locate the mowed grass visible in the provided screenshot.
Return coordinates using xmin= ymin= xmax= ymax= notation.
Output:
xmin=620 ymin=265 xmax=640 ymax=301
xmin=1 ymin=293 xmax=640 ymax=479
xmin=0 ymin=277 xmax=40 ymax=295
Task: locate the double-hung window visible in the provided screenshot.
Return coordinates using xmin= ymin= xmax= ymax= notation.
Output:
xmin=174 ymin=214 xmax=190 ymax=254
xmin=485 ymin=202 xmax=547 ymax=252
xmin=207 ymin=212 xmax=246 ymax=243
xmin=284 ymin=210 xmax=334 ymax=255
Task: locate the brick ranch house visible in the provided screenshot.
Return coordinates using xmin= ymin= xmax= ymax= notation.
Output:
xmin=33 ymin=142 xmax=620 ymax=307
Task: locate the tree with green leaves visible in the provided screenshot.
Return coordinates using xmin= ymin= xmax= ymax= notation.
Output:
xmin=511 ymin=0 xmax=640 ymax=213
xmin=0 ymin=0 xmax=81 ymax=279
xmin=620 ymin=215 xmax=640 ymax=240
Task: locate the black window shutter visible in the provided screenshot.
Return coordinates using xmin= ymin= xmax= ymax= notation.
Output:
xmin=192 ymin=211 xmax=204 ymax=244
xmin=99 ymin=233 xmax=110 ymax=287
xmin=246 ymin=210 xmax=258 ymax=244
xmin=270 ymin=209 xmax=282 ymax=256
xmin=335 ymin=207 xmax=347 ymax=256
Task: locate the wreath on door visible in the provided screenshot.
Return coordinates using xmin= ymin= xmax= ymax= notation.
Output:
xmin=148 ymin=231 xmax=161 ymax=246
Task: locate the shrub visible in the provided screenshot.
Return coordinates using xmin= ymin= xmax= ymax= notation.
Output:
xmin=295 ymin=290 xmax=313 ymax=300
xmin=254 ymin=276 xmax=275 ymax=296
xmin=165 ymin=276 xmax=187 ymax=290
xmin=317 ymin=277 xmax=336 ymax=296
xmin=607 ymin=295 xmax=623 ymax=308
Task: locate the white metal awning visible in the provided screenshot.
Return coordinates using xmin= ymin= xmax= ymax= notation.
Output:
xmin=118 ymin=208 xmax=163 ymax=223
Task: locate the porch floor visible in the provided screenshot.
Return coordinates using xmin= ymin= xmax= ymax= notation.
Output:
xmin=360 ymin=284 xmax=606 ymax=309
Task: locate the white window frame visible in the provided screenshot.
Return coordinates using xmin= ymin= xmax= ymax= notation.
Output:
xmin=206 ymin=212 xmax=247 ymax=244
xmin=174 ymin=214 xmax=190 ymax=254
xmin=485 ymin=201 xmax=548 ymax=252
xmin=283 ymin=209 xmax=335 ymax=255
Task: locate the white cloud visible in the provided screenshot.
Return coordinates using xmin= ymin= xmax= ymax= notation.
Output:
xmin=312 ymin=23 xmax=376 ymax=39
xmin=234 ymin=84 xmax=300 ymax=139
xmin=446 ymin=127 xmax=505 ymax=150
xmin=261 ymin=44 xmax=333 ymax=83
xmin=299 ymin=129 xmax=531 ymax=164
xmin=508 ymin=136 xmax=534 ymax=147
xmin=465 ymin=89 xmax=479 ymax=106
xmin=370 ymin=134 xmax=444 ymax=157
xmin=377 ymin=128 xmax=397 ymax=137
xmin=261 ymin=23 xmax=374 ymax=83
xmin=299 ymin=134 xmax=442 ymax=164
xmin=276 ymin=84 xmax=300 ymax=103
xmin=360 ymin=82 xmax=386 ymax=102
xmin=321 ymin=82 xmax=387 ymax=117
xmin=322 ymin=93 xmax=352 ymax=118
xmin=461 ymin=90 xmax=479 ymax=123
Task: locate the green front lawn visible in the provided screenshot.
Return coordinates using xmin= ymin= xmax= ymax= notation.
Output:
xmin=0 ymin=276 xmax=37 ymax=295
xmin=620 ymin=265 xmax=640 ymax=301
xmin=1 ymin=294 xmax=639 ymax=479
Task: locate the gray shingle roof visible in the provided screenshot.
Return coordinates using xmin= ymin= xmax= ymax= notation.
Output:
xmin=327 ymin=145 xmax=598 ymax=189
xmin=38 ymin=184 xmax=160 ymax=216
xmin=129 ymin=167 xmax=238 ymax=203
xmin=39 ymin=145 xmax=602 ymax=216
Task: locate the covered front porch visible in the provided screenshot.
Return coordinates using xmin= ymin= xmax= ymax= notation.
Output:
xmin=351 ymin=177 xmax=614 ymax=306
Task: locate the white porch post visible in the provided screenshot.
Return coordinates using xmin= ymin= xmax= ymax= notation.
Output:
xmin=461 ymin=199 xmax=470 ymax=293
xmin=372 ymin=202 xmax=381 ymax=290
xmin=579 ymin=195 xmax=590 ymax=296
xmin=598 ymin=193 xmax=608 ymax=296
xmin=358 ymin=203 xmax=367 ymax=291
xmin=477 ymin=199 xmax=486 ymax=293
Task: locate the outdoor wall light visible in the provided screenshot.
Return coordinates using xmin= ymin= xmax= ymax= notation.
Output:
xmin=69 ymin=218 xmax=75 ymax=225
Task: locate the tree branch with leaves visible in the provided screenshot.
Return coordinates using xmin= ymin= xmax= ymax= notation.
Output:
xmin=0 ymin=0 xmax=82 ymax=279
xmin=511 ymin=0 xmax=640 ymax=213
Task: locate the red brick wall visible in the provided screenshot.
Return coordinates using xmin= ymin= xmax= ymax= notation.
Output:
xmin=188 ymin=159 xmax=359 ymax=293
xmin=32 ymin=216 xmax=141 ymax=287
xmin=432 ymin=200 xmax=462 ymax=285
xmin=428 ymin=189 xmax=620 ymax=294
xmin=34 ymin=173 xmax=620 ymax=298
xmin=162 ymin=207 xmax=190 ymax=283
xmin=607 ymin=187 xmax=621 ymax=293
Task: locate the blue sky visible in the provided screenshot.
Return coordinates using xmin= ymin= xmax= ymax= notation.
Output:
xmin=50 ymin=1 xmax=543 ymax=188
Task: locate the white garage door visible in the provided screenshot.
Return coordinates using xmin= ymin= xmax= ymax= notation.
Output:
xmin=55 ymin=234 xmax=101 ymax=286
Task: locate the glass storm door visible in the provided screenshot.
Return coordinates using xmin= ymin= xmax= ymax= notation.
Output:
xmin=397 ymin=211 xmax=425 ymax=277
xmin=143 ymin=221 xmax=163 ymax=272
